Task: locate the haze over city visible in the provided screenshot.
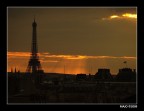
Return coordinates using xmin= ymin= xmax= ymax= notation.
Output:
xmin=8 ymin=7 xmax=137 ymax=74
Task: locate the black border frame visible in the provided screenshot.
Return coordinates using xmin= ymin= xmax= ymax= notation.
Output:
xmin=1 ymin=0 xmax=143 ymax=111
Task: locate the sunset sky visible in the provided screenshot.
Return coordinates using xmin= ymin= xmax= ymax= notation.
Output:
xmin=7 ymin=7 xmax=137 ymax=74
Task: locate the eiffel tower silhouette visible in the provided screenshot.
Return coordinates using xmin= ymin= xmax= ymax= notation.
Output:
xmin=26 ymin=18 xmax=44 ymax=74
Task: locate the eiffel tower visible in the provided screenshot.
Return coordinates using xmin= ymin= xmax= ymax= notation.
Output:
xmin=26 ymin=18 xmax=44 ymax=74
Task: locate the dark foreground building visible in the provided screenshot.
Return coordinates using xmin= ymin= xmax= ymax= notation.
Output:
xmin=115 ymin=68 xmax=136 ymax=82
xmin=8 ymin=70 xmax=136 ymax=103
xmin=95 ymin=69 xmax=113 ymax=81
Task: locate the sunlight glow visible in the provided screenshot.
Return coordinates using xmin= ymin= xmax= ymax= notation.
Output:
xmin=122 ymin=13 xmax=137 ymax=19
xmin=110 ymin=15 xmax=119 ymax=19
xmin=103 ymin=13 xmax=137 ymax=20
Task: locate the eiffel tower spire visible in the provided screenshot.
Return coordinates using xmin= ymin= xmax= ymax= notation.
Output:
xmin=26 ymin=18 xmax=44 ymax=74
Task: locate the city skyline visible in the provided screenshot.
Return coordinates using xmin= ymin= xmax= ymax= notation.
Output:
xmin=8 ymin=7 xmax=137 ymax=74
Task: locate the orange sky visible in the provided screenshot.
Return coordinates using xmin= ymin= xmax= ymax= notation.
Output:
xmin=7 ymin=52 xmax=136 ymax=75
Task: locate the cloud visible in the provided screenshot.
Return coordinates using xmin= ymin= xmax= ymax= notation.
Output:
xmin=42 ymin=52 xmax=50 ymax=55
xmin=8 ymin=52 xmax=136 ymax=60
xmin=102 ymin=13 xmax=137 ymax=21
xmin=8 ymin=52 xmax=30 ymax=58
xmin=40 ymin=60 xmax=59 ymax=63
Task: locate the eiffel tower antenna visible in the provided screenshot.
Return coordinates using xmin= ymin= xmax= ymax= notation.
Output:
xmin=34 ymin=15 xmax=35 ymax=22
xmin=26 ymin=18 xmax=44 ymax=74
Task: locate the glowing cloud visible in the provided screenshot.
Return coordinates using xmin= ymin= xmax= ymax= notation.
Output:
xmin=8 ymin=52 xmax=30 ymax=57
xmin=8 ymin=52 xmax=136 ymax=60
xmin=110 ymin=15 xmax=119 ymax=19
xmin=102 ymin=13 xmax=137 ymax=20
xmin=122 ymin=13 xmax=137 ymax=19
xmin=40 ymin=60 xmax=59 ymax=63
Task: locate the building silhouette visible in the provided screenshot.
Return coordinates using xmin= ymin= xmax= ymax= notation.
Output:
xmin=76 ymin=74 xmax=87 ymax=81
xmin=94 ymin=69 xmax=113 ymax=81
xmin=115 ymin=68 xmax=136 ymax=82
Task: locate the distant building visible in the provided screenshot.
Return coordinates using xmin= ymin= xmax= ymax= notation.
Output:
xmin=115 ymin=68 xmax=136 ymax=82
xmin=76 ymin=74 xmax=87 ymax=81
xmin=94 ymin=69 xmax=113 ymax=81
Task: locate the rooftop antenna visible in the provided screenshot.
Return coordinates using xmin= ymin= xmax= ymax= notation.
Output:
xmin=64 ymin=65 xmax=65 ymax=74
xmin=11 ymin=67 xmax=13 ymax=73
xmin=15 ymin=67 xmax=17 ymax=73
xmin=89 ymin=66 xmax=91 ymax=74
xmin=89 ymin=65 xmax=92 ymax=74
xmin=89 ymin=63 xmax=92 ymax=75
